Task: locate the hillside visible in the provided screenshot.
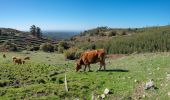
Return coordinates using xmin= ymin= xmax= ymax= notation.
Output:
xmin=72 ymin=25 xmax=170 ymax=42
xmin=70 ymin=25 xmax=170 ymax=54
xmin=0 ymin=28 xmax=55 ymax=51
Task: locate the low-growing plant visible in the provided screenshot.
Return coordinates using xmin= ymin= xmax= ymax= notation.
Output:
xmin=58 ymin=46 xmax=64 ymax=53
xmin=64 ymin=47 xmax=83 ymax=60
xmin=2 ymin=40 xmax=18 ymax=51
xmin=40 ymin=43 xmax=54 ymax=52
xmin=28 ymin=46 xmax=40 ymax=51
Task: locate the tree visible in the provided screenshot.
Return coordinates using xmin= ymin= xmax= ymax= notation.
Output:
xmin=0 ymin=29 xmax=1 ymax=35
xmin=36 ymin=27 xmax=42 ymax=38
xmin=30 ymin=25 xmax=42 ymax=38
xmin=30 ymin=25 xmax=36 ymax=36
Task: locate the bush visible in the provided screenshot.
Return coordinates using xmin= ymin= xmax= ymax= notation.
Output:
xmin=64 ymin=47 xmax=83 ymax=60
xmin=54 ymin=44 xmax=58 ymax=51
xmin=108 ymin=31 xmax=117 ymax=36
xmin=0 ymin=29 xmax=1 ymax=35
xmin=58 ymin=41 xmax=70 ymax=49
xmin=40 ymin=43 xmax=54 ymax=52
xmin=2 ymin=41 xmax=18 ymax=51
xmin=121 ymin=31 xmax=127 ymax=35
xmin=28 ymin=46 xmax=40 ymax=51
xmin=58 ymin=46 xmax=64 ymax=53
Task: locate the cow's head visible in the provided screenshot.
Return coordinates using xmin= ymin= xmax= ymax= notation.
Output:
xmin=76 ymin=59 xmax=82 ymax=72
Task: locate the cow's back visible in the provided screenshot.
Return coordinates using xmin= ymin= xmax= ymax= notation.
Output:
xmin=81 ymin=49 xmax=105 ymax=64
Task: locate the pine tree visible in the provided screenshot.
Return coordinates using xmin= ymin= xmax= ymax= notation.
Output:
xmin=36 ymin=27 xmax=42 ymax=38
xmin=30 ymin=25 xmax=36 ymax=36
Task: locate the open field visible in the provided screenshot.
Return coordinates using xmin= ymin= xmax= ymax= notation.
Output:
xmin=0 ymin=52 xmax=170 ymax=99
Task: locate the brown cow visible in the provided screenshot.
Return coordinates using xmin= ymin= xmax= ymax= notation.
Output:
xmin=12 ymin=56 xmax=17 ymax=62
xmin=76 ymin=49 xmax=106 ymax=72
xmin=13 ymin=57 xmax=22 ymax=65
xmin=12 ymin=56 xmax=25 ymax=65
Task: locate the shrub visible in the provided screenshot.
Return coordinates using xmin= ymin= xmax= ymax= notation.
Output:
xmin=108 ymin=31 xmax=117 ymax=36
xmin=28 ymin=46 xmax=40 ymax=51
xmin=54 ymin=44 xmax=58 ymax=51
xmin=2 ymin=41 xmax=18 ymax=51
xmin=58 ymin=46 xmax=64 ymax=53
xmin=0 ymin=29 xmax=1 ymax=35
xmin=58 ymin=41 xmax=70 ymax=49
xmin=121 ymin=31 xmax=127 ymax=35
xmin=40 ymin=43 xmax=54 ymax=52
xmin=64 ymin=47 xmax=83 ymax=60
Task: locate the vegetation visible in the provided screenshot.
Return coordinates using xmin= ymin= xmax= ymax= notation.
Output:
xmin=0 ymin=52 xmax=170 ymax=99
xmin=40 ymin=43 xmax=54 ymax=52
xmin=76 ymin=25 xmax=170 ymax=54
xmin=30 ymin=25 xmax=42 ymax=38
xmin=64 ymin=47 xmax=83 ymax=60
xmin=0 ymin=29 xmax=2 ymax=35
xmin=1 ymin=40 xmax=18 ymax=51
xmin=0 ymin=28 xmax=53 ymax=51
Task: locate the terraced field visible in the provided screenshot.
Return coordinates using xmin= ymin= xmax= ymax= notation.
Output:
xmin=0 ymin=34 xmax=52 ymax=50
xmin=0 ymin=52 xmax=170 ymax=99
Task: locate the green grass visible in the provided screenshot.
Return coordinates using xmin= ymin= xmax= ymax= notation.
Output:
xmin=0 ymin=52 xmax=170 ymax=99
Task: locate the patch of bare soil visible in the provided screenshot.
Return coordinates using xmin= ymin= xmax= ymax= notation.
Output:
xmin=106 ymin=54 xmax=126 ymax=59
xmin=132 ymin=82 xmax=145 ymax=100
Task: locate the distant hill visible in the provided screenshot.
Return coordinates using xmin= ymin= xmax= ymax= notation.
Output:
xmin=43 ymin=31 xmax=79 ymax=40
xmin=0 ymin=28 xmax=55 ymax=51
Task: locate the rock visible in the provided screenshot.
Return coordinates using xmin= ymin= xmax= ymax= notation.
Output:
xmin=166 ymin=74 xmax=170 ymax=80
xmin=104 ymin=88 xmax=110 ymax=95
xmin=168 ymin=92 xmax=170 ymax=96
xmin=134 ymin=79 xmax=138 ymax=83
xmin=142 ymin=94 xmax=146 ymax=98
xmin=145 ymin=79 xmax=154 ymax=90
xmin=101 ymin=94 xmax=105 ymax=99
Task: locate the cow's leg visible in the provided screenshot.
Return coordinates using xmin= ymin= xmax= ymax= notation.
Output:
xmin=102 ymin=61 xmax=106 ymax=70
xmin=84 ymin=65 xmax=87 ymax=71
xmin=88 ymin=65 xmax=91 ymax=72
xmin=99 ymin=61 xmax=103 ymax=70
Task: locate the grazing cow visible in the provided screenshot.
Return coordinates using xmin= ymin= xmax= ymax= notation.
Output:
xmin=76 ymin=49 xmax=106 ymax=72
xmin=12 ymin=56 xmax=25 ymax=65
xmin=3 ymin=54 xmax=6 ymax=58
xmin=13 ymin=57 xmax=22 ymax=65
xmin=24 ymin=56 xmax=30 ymax=60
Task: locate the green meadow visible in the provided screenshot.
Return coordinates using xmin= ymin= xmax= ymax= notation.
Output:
xmin=0 ymin=52 xmax=170 ymax=99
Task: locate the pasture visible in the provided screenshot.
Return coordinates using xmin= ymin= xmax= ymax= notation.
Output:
xmin=0 ymin=51 xmax=170 ymax=99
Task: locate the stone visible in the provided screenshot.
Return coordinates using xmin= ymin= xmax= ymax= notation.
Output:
xmin=104 ymin=88 xmax=110 ymax=95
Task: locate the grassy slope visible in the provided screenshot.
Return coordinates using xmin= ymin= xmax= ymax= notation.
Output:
xmin=0 ymin=52 xmax=170 ymax=99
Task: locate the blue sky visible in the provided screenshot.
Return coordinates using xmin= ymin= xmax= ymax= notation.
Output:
xmin=0 ymin=0 xmax=170 ymax=31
